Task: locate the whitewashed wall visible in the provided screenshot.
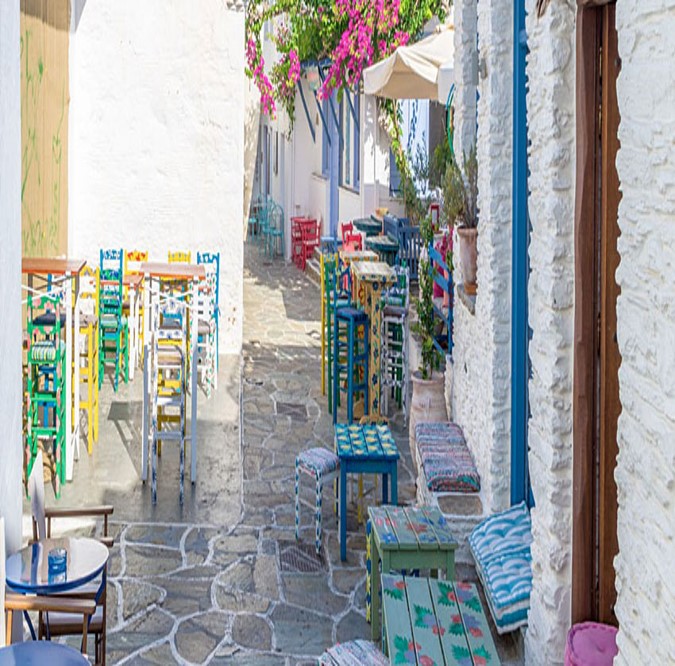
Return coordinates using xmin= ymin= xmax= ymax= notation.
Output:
xmin=451 ymin=0 xmax=512 ymax=516
xmin=453 ymin=0 xmax=478 ymax=160
xmin=69 ymin=0 xmax=245 ymax=353
xmin=523 ymin=2 xmax=576 ymax=664
xmin=0 ymin=0 xmax=23 ymax=557
xmin=614 ymin=4 xmax=675 ymax=664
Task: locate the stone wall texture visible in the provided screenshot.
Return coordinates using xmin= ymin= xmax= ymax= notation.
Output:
xmin=452 ymin=0 xmax=478 ymax=161
xmin=69 ymin=0 xmax=245 ymax=353
xmin=614 ymin=3 xmax=675 ymax=664
xmin=523 ymin=2 xmax=576 ymax=664
xmin=451 ymin=0 xmax=513 ymax=516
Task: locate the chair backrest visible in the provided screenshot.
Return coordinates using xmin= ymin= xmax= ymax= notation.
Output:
xmin=397 ymin=224 xmax=421 ymax=281
xmin=99 ymin=249 xmax=123 ymax=315
xmin=1 ymin=515 xmax=5 ymax=646
xmin=382 ymin=265 xmax=410 ymax=310
xmin=124 ymin=249 xmax=148 ymax=275
xmin=168 ymin=250 xmax=191 ymax=264
xmin=79 ymin=265 xmax=100 ymax=320
xmin=28 ymin=449 xmax=46 ymax=541
xmin=197 ymin=252 xmax=220 ymax=309
xmin=340 ymin=221 xmax=354 ymax=242
xmin=269 ymin=204 xmax=284 ymax=231
xmin=383 ymin=214 xmax=401 ymax=239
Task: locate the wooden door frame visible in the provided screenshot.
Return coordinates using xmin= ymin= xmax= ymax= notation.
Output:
xmin=572 ymin=1 xmax=621 ymax=626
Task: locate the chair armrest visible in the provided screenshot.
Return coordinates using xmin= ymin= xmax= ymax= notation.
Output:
xmin=5 ymin=592 xmax=96 ymax=616
xmin=44 ymin=505 xmax=114 ymax=519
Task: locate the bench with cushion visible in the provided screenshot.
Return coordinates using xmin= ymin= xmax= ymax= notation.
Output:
xmin=468 ymin=502 xmax=533 ymax=634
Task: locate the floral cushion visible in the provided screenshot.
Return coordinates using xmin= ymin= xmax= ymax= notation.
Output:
xmin=296 ymin=447 xmax=340 ymax=477
xmin=415 ymin=422 xmax=480 ymax=493
xmin=319 ymin=639 xmax=388 ymax=666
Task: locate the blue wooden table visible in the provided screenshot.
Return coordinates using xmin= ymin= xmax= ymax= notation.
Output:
xmin=335 ymin=423 xmax=400 ymax=561
xmin=0 ymin=642 xmax=90 ymax=665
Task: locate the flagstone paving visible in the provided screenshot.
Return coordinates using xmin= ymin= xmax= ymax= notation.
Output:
xmin=35 ymin=243 xmax=521 ymax=664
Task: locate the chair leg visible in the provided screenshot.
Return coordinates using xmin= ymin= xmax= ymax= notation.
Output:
xmin=315 ymin=472 xmax=323 ymax=554
xmin=295 ymin=459 xmax=301 ymax=541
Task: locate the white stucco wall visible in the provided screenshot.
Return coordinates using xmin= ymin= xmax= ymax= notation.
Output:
xmin=69 ymin=0 xmax=245 ymax=353
xmin=523 ymin=2 xmax=576 ymax=663
xmin=0 ymin=0 xmax=23 ymax=556
xmin=614 ymin=4 xmax=675 ymax=664
xmin=453 ymin=0 xmax=478 ymax=160
xmin=451 ymin=0 xmax=512 ymax=516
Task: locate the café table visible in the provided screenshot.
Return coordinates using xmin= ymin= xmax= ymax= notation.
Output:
xmin=5 ymin=536 xmax=109 ymax=641
xmin=338 ymin=249 xmax=378 ymax=266
xmin=22 ymin=258 xmax=86 ymax=482
xmin=366 ymin=234 xmax=400 ymax=266
xmin=140 ymin=262 xmax=205 ymax=485
xmin=0 ymin=642 xmax=90 ymax=665
xmin=350 ymin=260 xmax=397 ymax=416
xmin=353 ymin=217 xmax=382 ymax=237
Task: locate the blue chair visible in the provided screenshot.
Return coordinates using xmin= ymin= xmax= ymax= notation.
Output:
xmin=197 ymin=251 xmax=220 ymax=373
xmin=266 ymin=203 xmax=285 ymax=259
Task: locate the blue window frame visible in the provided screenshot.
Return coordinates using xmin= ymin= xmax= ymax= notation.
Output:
xmin=389 ymin=148 xmax=401 ymax=196
xmin=321 ymin=97 xmax=331 ymax=177
xmin=339 ymin=95 xmax=360 ymax=192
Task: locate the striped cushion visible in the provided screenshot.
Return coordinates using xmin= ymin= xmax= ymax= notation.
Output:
xmin=297 ymin=447 xmax=340 ymax=477
xmin=319 ymin=640 xmax=388 ymax=666
xmin=468 ymin=501 xmax=532 ymax=563
xmin=415 ymin=422 xmax=480 ymax=493
xmin=30 ymin=340 xmax=65 ymax=363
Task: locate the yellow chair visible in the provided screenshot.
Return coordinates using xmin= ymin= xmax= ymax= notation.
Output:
xmin=77 ymin=265 xmax=100 ymax=452
xmin=124 ymin=249 xmax=148 ymax=365
xmin=168 ymin=250 xmax=191 ymax=263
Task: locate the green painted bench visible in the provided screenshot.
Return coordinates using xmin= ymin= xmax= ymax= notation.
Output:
xmin=381 ymin=574 xmax=501 ymax=666
xmin=367 ymin=505 xmax=458 ymax=640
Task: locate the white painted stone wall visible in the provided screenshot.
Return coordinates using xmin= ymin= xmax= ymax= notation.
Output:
xmin=523 ymin=2 xmax=576 ymax=663
xmin=69 ymin=0 xmax=245 ymax=353
xmin=452 ymin=0 xmax=478 ymax=160
xmin=614 ymin=4 xmax=675 ymax=664
xmin=451 ymin=0 xmax=512 ymax=516
xmin=0 ymin=0 xmax=23 ymax=557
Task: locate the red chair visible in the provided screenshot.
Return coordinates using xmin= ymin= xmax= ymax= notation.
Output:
xmin=291 ymin=217 xmax=320 ymax=270
xmin=341 ymin=221 xmax=362 ymax=253
xmin=291 ymin=217 xmax=305 ymax=268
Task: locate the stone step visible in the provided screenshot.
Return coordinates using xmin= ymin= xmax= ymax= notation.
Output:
xmin=305 ymin=258 xmax=321 ymax=287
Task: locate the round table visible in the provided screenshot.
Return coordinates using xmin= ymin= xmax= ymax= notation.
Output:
xmin=0 ymin=642 xmax=89 ymax=665
xmin=5 ymin=537 xmax=109 ymax=595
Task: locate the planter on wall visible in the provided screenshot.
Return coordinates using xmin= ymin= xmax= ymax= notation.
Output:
xmin=457 ymin=226 xmax=478 ymax=296
xmin=409 ymin=370 xmax=448 ymax=470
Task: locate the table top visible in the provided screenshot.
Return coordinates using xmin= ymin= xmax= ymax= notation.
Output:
xmin=5 ymin=537 xmax=109 ymax=595
xmin=0 ymin=642 xmax=90 ymax=665
xmin=351 ymin=260 xmax=396 ymax=283
xmin=368 ymin=505 xmax=458 ymax=552
xmin=366 ymin=234 xmax=399 ymax=250
xmin=339 ymin=249 xmax=378 ymax=263
xmin=335 ymin=424 xmax=399 ymax=461
xmin=353 ymin=218 xmax=382 ymax=235
xmin=381 ymin=574 xmax=500 ymax=666
xmin=22 ymin=258 xmax=87 ymax=276
xmin=140 ymin=262 xmax=206 ymax=280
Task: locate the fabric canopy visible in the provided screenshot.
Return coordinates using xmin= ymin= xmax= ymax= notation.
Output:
xmin=363 ymin=27 xmax=454 ymax=102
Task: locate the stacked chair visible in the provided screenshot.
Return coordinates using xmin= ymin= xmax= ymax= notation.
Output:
xmin=380 ymin=265 xmax=410 ymax=421
xmin=194 ymin=260 xmax=218 ymax=397
xmin=197 ymin=251 xmax=221 ymax=378
xmin=124 ymin=249 xmax=148 ymax=363
xmin=98 ymin=249 xmax=129 ymax=392
xmin=77 ymin=265 xmax=100 ymax=451
xmin=168 ymin=250 xmax=191 ymax=264
xmin=264 ymin=203 xmax=285 ymax=259
xmin=25 ymin=290 xmax=66 ymax=496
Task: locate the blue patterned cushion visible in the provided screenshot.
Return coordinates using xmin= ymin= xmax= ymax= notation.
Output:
xmin=297 ymin=447 xmax=340 ymax=477
xmin=30 ymin=340 xmax=65 ymax=363
xmin=469 ymin=501 xmax=532 ymax=564
xmin=319 ymin=640 xmax=388 ymax=665
xmin=415 ymin=422 xmax=480 ymax=493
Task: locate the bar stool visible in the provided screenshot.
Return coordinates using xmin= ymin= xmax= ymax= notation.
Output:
xmin=333 ymin=306 xmax=369 ymax=424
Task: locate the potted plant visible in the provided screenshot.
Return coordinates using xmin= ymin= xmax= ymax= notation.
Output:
xmin=444 ymin=147 xmax=478 ymax=295
xmin=409 ymin=214 xmax=448 ymax=465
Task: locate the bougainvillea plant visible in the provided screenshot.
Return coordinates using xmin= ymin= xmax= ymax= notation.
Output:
xmin=245 ymin=0 xmax=447 ymax=142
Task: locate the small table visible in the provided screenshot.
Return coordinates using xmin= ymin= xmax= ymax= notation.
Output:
xmin=335 ymin=423 xmax=399 ymax=561
xmin=339 ymin=249 xmax=378 ymax=266
xmin=367 ymin=505 xmax=459 ymax=639
xmin=350 ymin=261 xmax=396 ymax=416
xmin=353 ymin=217 xmax=382 ymax=237
xmin=0 ymin=642 xmax=90 ymax=665
xmin=22 ymin=258 xmax=87 ymax=482
xmin=366 ymin=234 xmax=400 ymax=266
xmin=381 ymin=574 xmax=501 ymax=666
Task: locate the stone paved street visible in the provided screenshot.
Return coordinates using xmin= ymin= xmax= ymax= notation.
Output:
xmin=29 ymin=244 xmax=520 ymax=664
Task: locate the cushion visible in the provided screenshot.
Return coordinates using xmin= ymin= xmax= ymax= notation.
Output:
xmin=468 ymin=501 xmax=533 ymax=564
xmin=415 ymin=422 xmax=480 ymax=493
xmin=565 ymin=622 xmax=618 ymax=666
xmin=100 ymin=313 xmax=121 ymax=329
xmin=30 ymin=340 xmax=65 ymax=363
xmin=319 ymin=640 xmax=388 ymax=666
xmin=32 ymin=311 xmax=66 ymax=327
xmin=297 ymin=447 xmax=340 ymax=477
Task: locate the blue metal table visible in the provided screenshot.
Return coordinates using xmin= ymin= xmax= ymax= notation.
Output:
xmin=335 ymin=423 xmax=400 ymax=561
xmin=0 ymin=642 xmax=89 ymax=665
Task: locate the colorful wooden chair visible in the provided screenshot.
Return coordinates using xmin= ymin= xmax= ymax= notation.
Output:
xmin=99 ymin=249 xmax=128 ymax=392
xmin=265 ymin=203 xmax=285 ymax=258
xmin=77 ymin=265 xmax=100 ymax=451
xmin=194 ymin=264 xmax=217 ymax=397
xmin=197 ymin=251 xmax=221 ymax=374
xmin=124 ymin=249 xmax=148 ymax=364
xmin=168 ymin=250 xmax=191 ymax=263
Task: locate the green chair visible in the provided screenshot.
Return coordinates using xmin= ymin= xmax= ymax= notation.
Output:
xmin=265 ymin=203 xmax=285 ymax=259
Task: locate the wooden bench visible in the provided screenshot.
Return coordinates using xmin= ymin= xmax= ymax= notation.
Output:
xmin=381 ymin=574 xmax=501 ymax=665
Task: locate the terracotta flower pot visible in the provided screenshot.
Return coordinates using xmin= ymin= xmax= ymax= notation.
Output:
xmin=409 ymin=370 xmax=448 ymax=471
xmin=457 ymin=227 xmax=478 ymax=295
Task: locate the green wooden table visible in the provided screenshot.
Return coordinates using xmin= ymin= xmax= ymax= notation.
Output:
xmin=381 ymin=574 xmax=501 ymax=665
xmin=367 ymin=505 xmax=458 ymax=639
xmin=366 ymin=234 xmax=400 ymax=266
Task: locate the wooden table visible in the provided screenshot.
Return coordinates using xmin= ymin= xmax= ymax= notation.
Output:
xmin=381 ymin=574 xmax=500 ymax=665
xmin=353 ymin=217 xmax=382 ymax=237
xmin=123 ymin=272 xmax=144 ymax=379
xmin=140 ymin=262 xmax=205 ymax=486
xmin=334 ymin=423 xmax=399 ymax=561
xmin=350 ymin=261 xmax=396 ymax=416
xmin=22 ymin=258 xmax=87 ymax=482
xmin=339 ymin=249 xmax=378 ymax=265
xmin=367 ymin=505 xmax=459 ymax=639
xmin=366 ymin=234 xmax=400 ymax=265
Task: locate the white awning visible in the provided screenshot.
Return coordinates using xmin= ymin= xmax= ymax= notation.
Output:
xmin=363 ymin=26 xmax=454 ymax=103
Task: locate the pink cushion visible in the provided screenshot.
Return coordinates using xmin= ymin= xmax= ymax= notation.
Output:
xmin=565 ymin=622 xmax=618 ymax=666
